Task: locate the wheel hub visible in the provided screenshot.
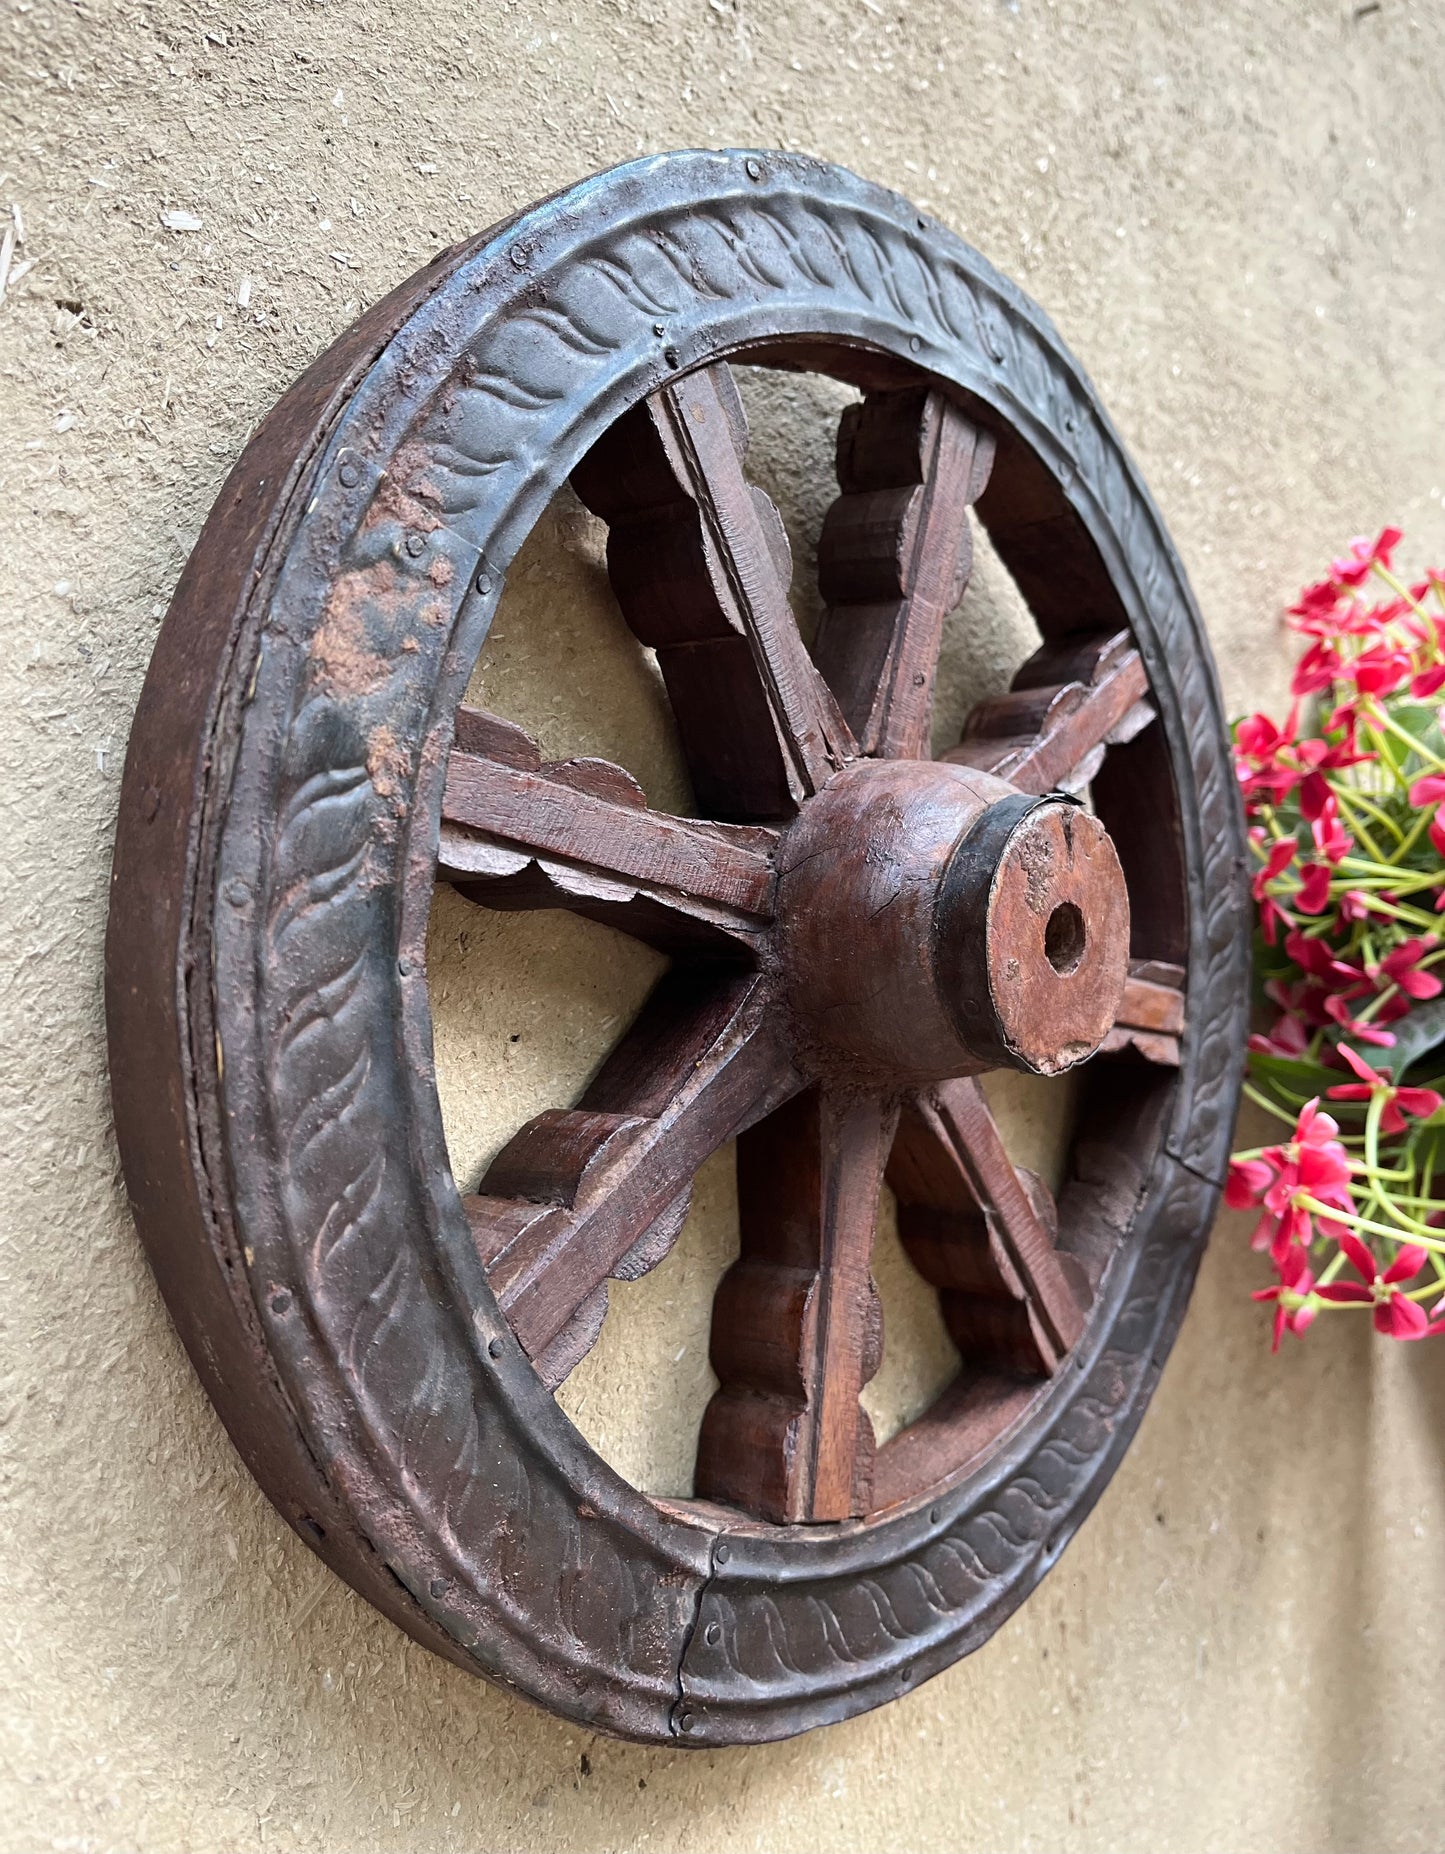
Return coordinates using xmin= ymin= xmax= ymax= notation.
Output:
xmin=777 ymin=758 xmax=1131 ymax=1082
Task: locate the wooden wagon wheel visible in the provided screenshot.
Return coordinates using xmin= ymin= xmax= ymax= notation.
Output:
xmin=107 ymin=151 xmax=1248 ymax=1746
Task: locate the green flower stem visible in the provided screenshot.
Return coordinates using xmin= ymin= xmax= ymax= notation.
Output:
xmin=1298 ymin=1193 xmax=1445 ymax=1248
xmin=1332 ymin=786 xmax=1398 ymax=857
xmin=1350 ymin=987 xmax=1396 ymax=1028
xmin=1315 ymin=1248 xmax=1349 ymax=1289
xmin=1338 ymin=897 xmax=1442 ymax=932
xmin=1360 ymin=717 xmax=1405 ymax=783
xmin=1365 ymin=1089 xmax=1383 ymax=1173
xmin=1369 ymin=703 xmax=1445 ymax=771
xmin=1360 ymin=1092 xmax=1408 ymax=1229
xmin=1358 ymin=1159 xmax=1416 ymax=1186
xmin=1330 ymin=863 xmax=1442 ymax=896
xmin=1393 ymin=803 xmax=1435 ymax=863
xmin=1242 ymin=1082 xmax=1306 ymax=1126
xmin=1372 ymin=561 xmax=1435 ymax=623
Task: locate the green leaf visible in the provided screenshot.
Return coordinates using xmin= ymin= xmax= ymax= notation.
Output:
xmin=1246 ymin=1050 xmax=1338 ymax=1097
xmin=1384 ymin=703 xmax=1444 ymax=755
xmin=1375 ymin=996 xmax=1445 ymax=1079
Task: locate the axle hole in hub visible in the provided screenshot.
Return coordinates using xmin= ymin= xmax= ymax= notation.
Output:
xmin=1044 ymin=901 xmax=1086 ymax=975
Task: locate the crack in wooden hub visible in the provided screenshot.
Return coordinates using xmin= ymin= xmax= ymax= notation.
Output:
xmin=778 ymin=758 xmax=1130 ymax=1082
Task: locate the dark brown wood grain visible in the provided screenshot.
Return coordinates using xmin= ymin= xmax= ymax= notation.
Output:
xmin=438 ymin=707 xmax=778 ymax=950
xmin=573 ymin=363 xmax=855 ymax=820
xmin=1101 ymin=959 xmax=1186 ymax=1065
xmin=890 ymin=1081 xmax=1089 ymax=1376
xmin=443 ymin=738 xmax=776 ymax=918
xmin=467 ymin=971 xmax=799 ymax=1383
xmin=696 ymin=1088 xmax=894 ymax=1522
xmin=814 ymin=388 xmax=995 ymax=758
xmin=947 ymin=629 xmax=1154 ymax=794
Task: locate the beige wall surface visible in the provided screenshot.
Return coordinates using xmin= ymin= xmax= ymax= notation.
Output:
xmin=5 ymin=2 xmax=1445 ymax=1850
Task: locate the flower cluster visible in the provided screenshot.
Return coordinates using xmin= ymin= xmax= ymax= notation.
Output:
xmin=1231 ymin=529 xmax=1445 ymax=1348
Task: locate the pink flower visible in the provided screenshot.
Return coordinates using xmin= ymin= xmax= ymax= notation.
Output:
xmin=1283 ymin=929 xmax=1365 ymax=992
xmin=1325 ymin=1043 xmax=1443 ymax=1137
xmin=1295 ymin=862 xmax=1332 ymax=914
xmin=1349 ymin=643 xmax=1413 ymax=698
xmin=1412 ymin=665 xmax=1445 ymax=699
xmin=1310 ymin=797 xmax=1352 ymax=866
xmin=1408 ymin=775 xmax=1445 ymax=807
xmin=1305 ymin=736 xmax=1373 ymax=775
xmin=1331 ymin=526 xmax=1404 ymax=588
xmin=1252 ymin=837 xmax=1297 ymax=944
xmin=1289 ymin=578 xmax=1345 ymax=635
xmin=1323 ymin=991 xmax=1398 ymax=1047
xmin=1234 ymin=709 xmax=1372 ymax=814
xmin=1237 ymin=710 xmax=1298 ymax=759
xmin=1323 ymin=697 xmax=1361 ymax=741
xmin=1297 ymin=771 xmax=1326 ymax=820
xmin=1235 ymin=710 xmax=1304 ymax=806
xmin=1252 ymin=1100 xmax=1356 ymax=1260
xmin=1248 ymin=1011 xmax=1311 ymax=1060
xmin=1315 ymin=1233 xmax=1432 ymax=1340
xmin=1339 ymin=888 xmax=1379 ymax=924
xmin=1292 ymin=640 xmax=1343 ymax=696
xmin=1372 ymin=936 xmax=1443 ymax=1001
xmin=1226 ymin=1158 xmax=1275 ymax=1209
xmin=1251 ymin=1243 xmax=1317 ymax=1352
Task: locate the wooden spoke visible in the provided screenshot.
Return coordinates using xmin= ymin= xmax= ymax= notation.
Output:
xmin=1101 ymin=958 xmax=1185 ymax=1067
xmin=439 ymin=705 xmax=777 ymax=950
xmin=572 ymin=362 xmax=855 ymax=820
xmin=888 ymin=1079 xmax=1090 ymax=1378
xmin=697 ymin=1088 xmax=897 ymax=1523
xmin=814 ymin=387 xmax=996 ymax=758
xmin=946 ymin=629 xmax=1154 ymax=794
xmin=463 ymin=970 xmax=799 ymax=1387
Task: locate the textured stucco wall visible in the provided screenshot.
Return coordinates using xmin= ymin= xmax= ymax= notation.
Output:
xmin=5 ymin=3 xmax=1445 ymax=1850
